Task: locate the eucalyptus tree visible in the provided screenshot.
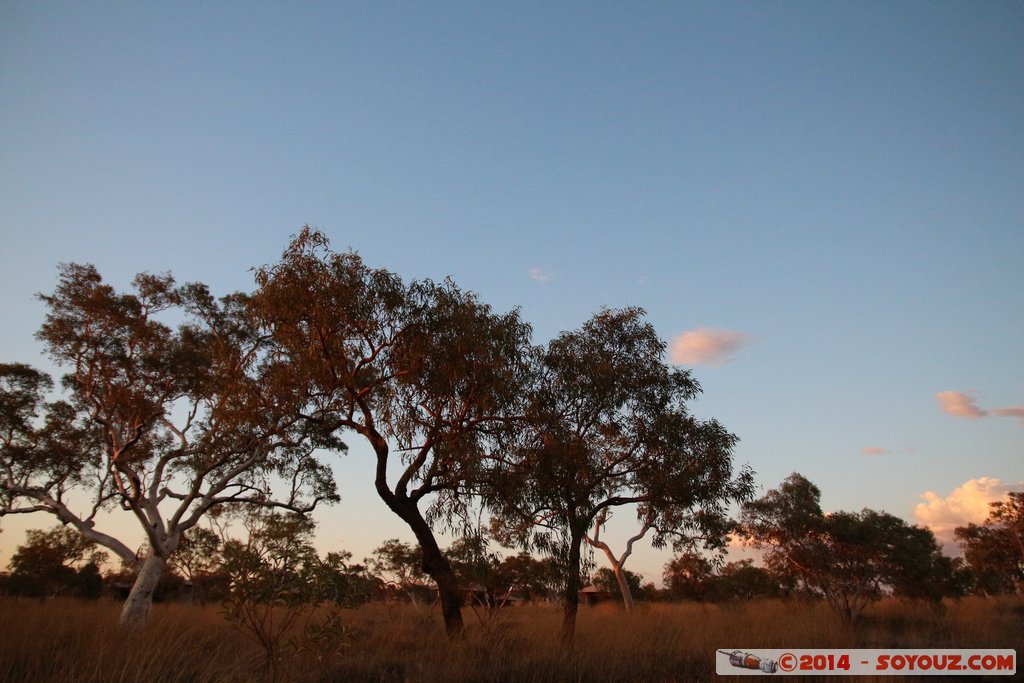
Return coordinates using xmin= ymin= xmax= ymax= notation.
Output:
xmin=955 ymin=492 xmax=1024 ymax=595
xmin=219 ymin=510 xmax=362 ymax=676
xmin=490 ymin=307 xmax=753 ymax=644
xmin=740 ymin=473 xmax=960 ymax=622
xmin=252 ymin=229 xmax=532 ymax=636
xmin=662 ymin=550 xmax=715 ymax=600
xmin=367 ymin=538 xmax=432 ymax=604
xmin=6 ymin=525 xmax=107 ymax=598
xmin=0 ymin=264 xmax=338 ymax=628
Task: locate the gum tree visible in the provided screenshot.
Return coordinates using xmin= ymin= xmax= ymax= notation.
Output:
xmin=219 ymin=509 xmax=360 ymax=678
xmin=955 ymin=492 xmax=1024 ymax=594
xmin=490 ymin=308 xmax=753 ymax=644
xmin=740 ymin=473 xmax=959 ymax=622
xmin=252 ymin=229 xmax=532 ymax=636
xmin=5 ymin=525 xmax=108 ymax=598
xmin=0 ymin=265 xmax=338 ymax=628
xmin=367 ymin=538 xmax=432 ymax=604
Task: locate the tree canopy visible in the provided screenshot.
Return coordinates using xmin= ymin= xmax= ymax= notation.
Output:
xmin=740 ymin=473 xmax=960 ymax=622
xmin=489 ymin=307 xmax=752 ymax=643
xmin=1 ymin=264 xmax=339 ymax=627
xmin=955 ymin=491 xmax=1024 ymax=595
xmin=3 ymin=525 xmax=107 ymax=599
xmin=251 ymin=228 xmax=533 ymax=635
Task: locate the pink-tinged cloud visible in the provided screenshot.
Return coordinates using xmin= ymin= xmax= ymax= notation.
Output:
xmin=935 ymin=390 xmax=987 ymax=418
xmin=914 ymin=477 xmax=1021 ymax=546
xmin=860 ymin=447 xmax=890 ymax=456
xmin=991 ymin=405 xmax=1024 ymax=425
xmin=670 ymin=328 xmax=753 ymax=366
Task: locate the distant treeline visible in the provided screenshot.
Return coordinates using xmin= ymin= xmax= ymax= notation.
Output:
xmin=3 ymin=483 xmax=1020 ymax=615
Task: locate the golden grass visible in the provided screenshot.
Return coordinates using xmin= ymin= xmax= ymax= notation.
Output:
xmin=0 ymin=597 xmax=1020 ymax=682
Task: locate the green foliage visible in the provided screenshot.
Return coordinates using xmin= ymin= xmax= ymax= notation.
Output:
xmin=740 ymin=473 xmax=960 ymax=622
xmin=443 ymin=532 xmax=567 ymax=628
xmin=663 ymin=551 xmax=715 ymax=601
xmin=590 ymin=566 xmax=643 ymax=596
xmin=252 ymin=228 xmax=535 ymax=635
xmin=488 ymin=307 xmax=753 ymax=641
xmin=1 ymin=262 xmax=340 ymax=626
xmin=3 ymin=526 xmax=107 ymax=599
xmin=496 ymin=552 xmax=560 ymax=602
xmin=167 ymin=526 xmax=225 ymax=604
xmin=0 ymin=363 xmax=98 ymax=506
xmin=252 ymin=228 xmax=532 ymax=520
xmin=447 ymin=534 xmax=505 ymax=601
xmin=219 ymin=511 xmax=362 ymax=680
xmin=319 ymin=551 xmax=379 ymax=605
xmin=366 ymin=538 xmax=433 ymax=604
xmin=712 ymin=559 xmax=788 ymax=601
xmin=222 ymin=513 xmax=331 ymax=608
xmin=68 ymin=561 xmax=104 ymax=600
xmin=955 ymin=491 xmax=1024 ymax=595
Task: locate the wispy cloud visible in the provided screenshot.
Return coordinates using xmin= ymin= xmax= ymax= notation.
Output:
xmin=670 ymin=328 xmax=753 ymax=366
xmin=527 ymin=267 xmax=551 ymax=284
xmin=935 ymin=390 xmax=987 ymax=418
xmin=936 ymin=390 xmax=1023 ymax=426
xmin=914 ymin=477 xmax=1022 ymax=546
xmin=860 ymin=446 xmax=915 ymax=456
xmin=991 ymin=405 xmax=1024 ymax=425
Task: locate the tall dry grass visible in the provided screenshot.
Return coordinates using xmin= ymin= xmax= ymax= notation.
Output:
xmin=1 ymin=596 xmax=1020 ymax=682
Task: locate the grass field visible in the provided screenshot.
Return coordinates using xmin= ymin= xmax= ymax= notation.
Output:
xmin=0 ymin=597 xmax=1020 ymax=682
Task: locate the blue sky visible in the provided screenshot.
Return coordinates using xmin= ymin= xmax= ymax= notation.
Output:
xmin=1 ymin=1 xmax=1021 ymax=584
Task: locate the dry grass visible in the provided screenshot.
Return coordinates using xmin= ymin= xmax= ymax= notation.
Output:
xmin=0 ymin=596 xmax=1020 ymax=682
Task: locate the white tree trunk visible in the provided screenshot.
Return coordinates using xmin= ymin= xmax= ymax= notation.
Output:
xmin=586 ymin=514 xmax=651 ymax=612
xmin=118 ymin=554 xmax=165 ymax=630
xmin=611 ymin=562 xmax=635 ymax=611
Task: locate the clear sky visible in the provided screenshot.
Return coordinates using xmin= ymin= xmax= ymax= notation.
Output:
xmin=1 ymin=1 xmax=1021 ymax=585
